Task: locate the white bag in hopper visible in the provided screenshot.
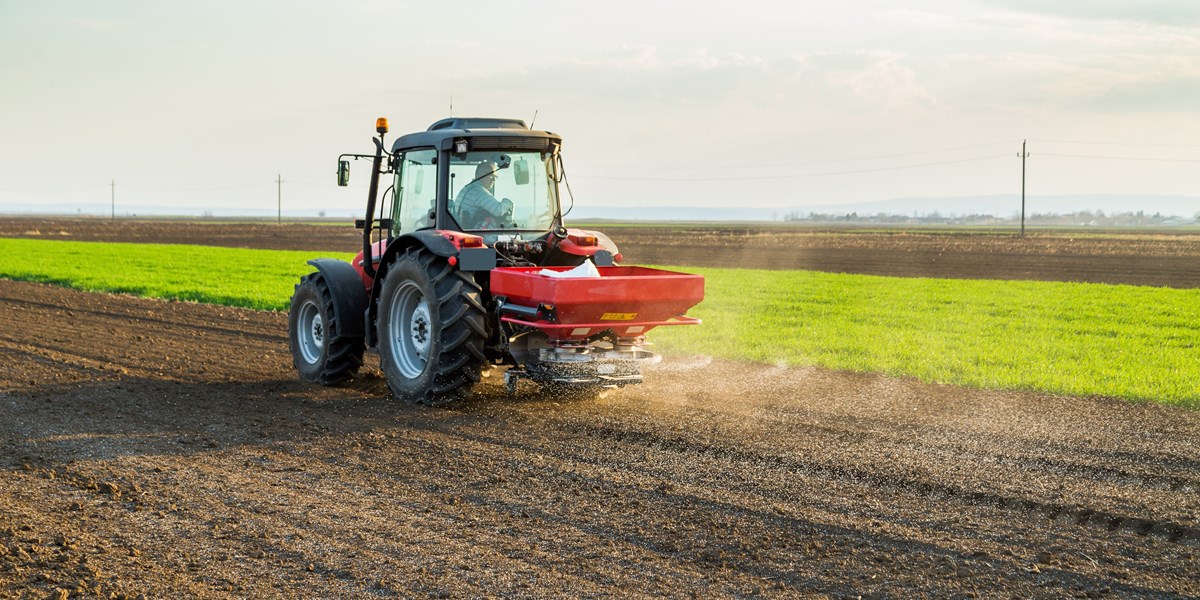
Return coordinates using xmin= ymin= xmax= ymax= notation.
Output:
xmin=537 ymin=259 xmax=601 ymax=278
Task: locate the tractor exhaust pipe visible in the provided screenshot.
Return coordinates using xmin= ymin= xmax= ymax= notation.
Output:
xmin=360 ymin=137 xmax=384 ymax=279
xmin=360 ymin=118 xmax=389 ymax=278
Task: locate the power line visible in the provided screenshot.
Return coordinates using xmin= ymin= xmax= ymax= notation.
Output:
xmin=1036 ymin=152 xmax=1200 ymax=163
xmin=1019 ymin=140 xmax=1029 ymax=237
xmin=121 ymin=181 xmax=273 ymax=192
xmin=804 ymin=154 xmax=1012 ymax=177
xmin=277 ymin=173 xmax=283 ymax=224
xmin=577 ymin=140 xmax=1020 ymax=171
xmin=1030 ymin=138 xmax=1200 ymax=149
xmin=572 ymin=154 xmax=1011 ymax=182
xmin=287 ymin=179 xmax=339 ymax=187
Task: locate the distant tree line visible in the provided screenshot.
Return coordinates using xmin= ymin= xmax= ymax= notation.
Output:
xmin=782 ymin=209 xmax=1197 ymax=226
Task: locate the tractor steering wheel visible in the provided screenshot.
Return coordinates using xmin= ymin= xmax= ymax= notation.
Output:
xmin=459 ymin=198 xmax=513 ymax=230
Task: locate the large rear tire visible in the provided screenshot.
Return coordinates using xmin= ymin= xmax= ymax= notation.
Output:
xmin=377 ymin=247 xmax=488 ymax=406
xmin=288 ymin=272 xmax=365 ymax=385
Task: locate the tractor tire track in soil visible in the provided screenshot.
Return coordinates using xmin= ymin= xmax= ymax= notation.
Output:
xmin=1 ymin=280 xmax=1197 ymax=598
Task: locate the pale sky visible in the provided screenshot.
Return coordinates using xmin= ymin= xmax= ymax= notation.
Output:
xmin=2 ymin=1 xmax=1199 ymax=216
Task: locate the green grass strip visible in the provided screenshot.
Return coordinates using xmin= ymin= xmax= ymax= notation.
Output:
xmin=1 ymin=238 xmax=1196 ymax=407
xmin=0 ymin=238 xmax=353 ymax=311
xmin=649 ymin=266 xmax=1200 ymax=407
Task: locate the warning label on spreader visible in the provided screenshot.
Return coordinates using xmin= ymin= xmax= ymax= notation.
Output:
xmin=599 ymin=312 xmax=637 ymax=321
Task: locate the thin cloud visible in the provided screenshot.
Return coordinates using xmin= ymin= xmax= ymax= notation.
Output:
xmin=1087 ymin=76 xmax=1200 ymax=112
xmin=452 ymin=47 xmax=938 ymax=120
xmin=873 ymin=9 xmax=968 ymax=30
xmin=934 ymin=49 xmax=1200 ymax=114
xmin=68 ymin=18 xmax=122 ymax=31
xmin=875 ymin=7 xmax=1200 ymax=51
xmin=975 ymin=10 xmax=1200 ymax=49
xmin=978 ymin=0 xmax=1200 ymax=26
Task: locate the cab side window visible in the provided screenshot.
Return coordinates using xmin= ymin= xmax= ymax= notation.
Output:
xmin=392 ymin=148 xmax=438 ymax=235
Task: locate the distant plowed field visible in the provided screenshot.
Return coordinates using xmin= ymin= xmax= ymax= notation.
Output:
xmin=4 ymin=217 xmax=1199 ymax=287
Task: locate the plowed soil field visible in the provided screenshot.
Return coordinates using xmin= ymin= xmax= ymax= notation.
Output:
xmin=1 ymin=218 xmax=1198 ymax=598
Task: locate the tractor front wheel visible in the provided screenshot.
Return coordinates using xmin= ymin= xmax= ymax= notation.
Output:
xmin=288 ymin=272 xmax=364 ymax=385
xmin=377 ymin=247 xmax=488 ymax=406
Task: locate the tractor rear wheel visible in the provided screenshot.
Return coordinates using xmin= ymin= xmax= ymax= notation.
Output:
xmin=288 ymin=272 xmax=364 ymax=385
xmin=377 ymin=247 xmax=488 ymax=406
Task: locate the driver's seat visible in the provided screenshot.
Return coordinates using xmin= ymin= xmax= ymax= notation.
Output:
xmin=457 ymin=203 xmax=492 ymax=229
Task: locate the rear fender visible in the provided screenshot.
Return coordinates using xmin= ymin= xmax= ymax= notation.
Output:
xmin=305 ymin=258 xmax=369 ymax=338
xmin=365 ymin=230 xmax=496 ymax=346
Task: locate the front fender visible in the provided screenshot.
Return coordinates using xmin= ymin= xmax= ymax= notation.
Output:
xmin=306 ymin=258 xmax=369 ymax=338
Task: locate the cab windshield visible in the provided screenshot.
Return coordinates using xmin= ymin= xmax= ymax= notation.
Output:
xmin=449 ymin=150 xmax=559 ymax=232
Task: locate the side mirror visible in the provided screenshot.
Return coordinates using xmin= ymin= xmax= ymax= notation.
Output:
xmin=412 ymin=172 xmax=423 ymax=195
xmin=337 ymin=160 xmax=350 ymax=187
xmin=514 ymin=157 xmax=530 ymax=185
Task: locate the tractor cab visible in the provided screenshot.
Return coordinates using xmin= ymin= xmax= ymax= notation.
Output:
xmin=341 ymin=117 xmax=617 ymax=275
xmin=391 ymin=148 xmax=559 ymax=238
xmin=383 ymin=117 xmax=563 ymax=241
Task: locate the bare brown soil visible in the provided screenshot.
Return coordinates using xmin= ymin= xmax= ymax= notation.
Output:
xmin=1 ymin=280 xmax=1198 ymax=598
xmin=1 ymin=218 xmax=1199 ymax=597
xmin=3 ymin=217 xmax=1200 ymax=287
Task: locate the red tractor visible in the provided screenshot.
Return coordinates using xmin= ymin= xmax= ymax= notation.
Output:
xmin=288 ymin=117 xmax=704 ymax=405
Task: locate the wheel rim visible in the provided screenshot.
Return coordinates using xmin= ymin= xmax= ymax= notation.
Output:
xmin=297 ymin=299 xmax=324 ymax=365
xmin=388 ymin=280 xmax=432 ymax=379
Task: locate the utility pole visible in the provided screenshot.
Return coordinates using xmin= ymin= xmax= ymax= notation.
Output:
xmin=110 ymin=179 xmax=116 ymax=222
xmin=1019 ymin=140 xmax=1029 ymax=237
xmin=277 ymin=174 xmax=283 ymax=224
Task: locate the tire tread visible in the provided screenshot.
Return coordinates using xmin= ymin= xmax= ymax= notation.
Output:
xmin=381 ymin=247 xmax=488 ymax=406
xmin=289 ymin=273 xmax=365 ymax=386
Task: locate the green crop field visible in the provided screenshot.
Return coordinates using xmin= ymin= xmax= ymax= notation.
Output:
xmin=0 ymin=238 xmax=342 ymax=311
xmin=1 ymin=238 xmax=1196 ymax=407
xmin=648 ymin=266 xmax=1200 ymax=407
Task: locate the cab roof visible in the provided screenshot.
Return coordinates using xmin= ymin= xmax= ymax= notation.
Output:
xmin=390 ymin=117 xmax=561 ymax=154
